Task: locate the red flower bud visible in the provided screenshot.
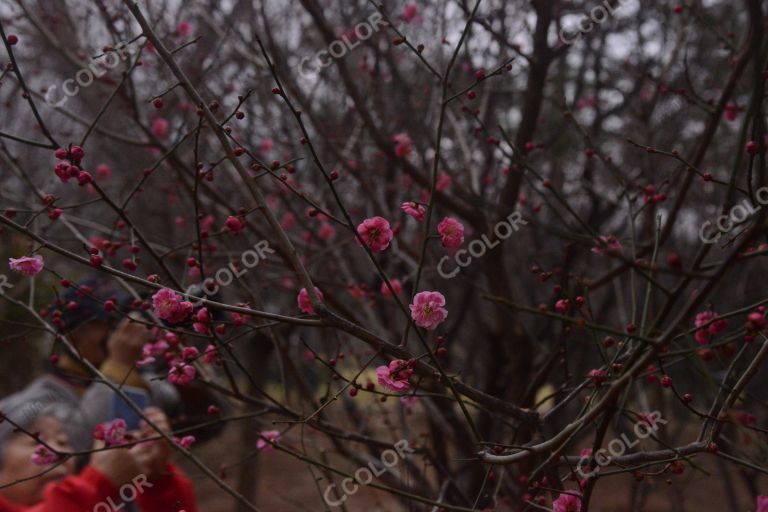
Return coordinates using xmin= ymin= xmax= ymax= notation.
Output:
xmin=70 ymin=146 xmax=85 ymax=161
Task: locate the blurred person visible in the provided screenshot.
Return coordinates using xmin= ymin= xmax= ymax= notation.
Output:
xmin=24 ymin=277 xmax=179 ymax=454
xmin=18 ymin=276 xmax=228 ymax=464
xmin=0 ymin=390 xmax=197 ymax=512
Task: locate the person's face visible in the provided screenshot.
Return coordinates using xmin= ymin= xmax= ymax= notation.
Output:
xmin=0 ymin=416 xmax=76 ymax=506
xmin=69 ymin=320 xmax=112 ymax=367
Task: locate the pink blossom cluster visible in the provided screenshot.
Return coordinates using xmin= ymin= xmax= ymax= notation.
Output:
xmin=693 ymin=310 xmax=728 ymax=344
xmin=168 ymin=359 xmax=196 ymax=386
xmin=52 ymin=146 xmax=92 ymax=186
xmin=93 ymin=418 xmax=128 ymax=446
xmin=552 ymin=492 xmax=582 ymax=512
xmin=376 ymin=359 xmax=414 ymax=392
xmin=31 ymin=444 xmax=59 ymax=466
xmin=136 ymin=338 xmax=171 ymax=368
xmin=152 ymin=288 xmax=194 ymax=324
xmin=193 ymin=307 xmax=211 ymax=334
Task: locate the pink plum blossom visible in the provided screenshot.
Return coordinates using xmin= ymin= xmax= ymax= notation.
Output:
xmin=135 ymin=355 xmax=155 ymax=368
xmin=376 ymin=359 xmax=413 ymax=392
xmin=257 ymin=430 xmax=281 ymax=452
xmin=9 ymin=255 xmax=44 ymax=277
xmin=553 ymin=492 xmax=582 ymax=512
xmin=193 ymin=309 xmax=211 ymax=335
xmin=192 ymin=322 xmax=210 ymax=334
xmin=136 ymin=339 xmax=170 ymax=368
xmin=152 ymin=288 xmax=194 ymax=324
xmin=168 ymin=359 xmax=196 ymax=385
xmin=409 ymin=291 xmax=448 ymax=330
xmin=181 ymin=346 xmax=200 ymax=362
xmin=356 ymin=216 xmax=394 ymax=252
xmin=31 ymin=444 xmax=58 ymax=466
xmin=203 ymin=344 xmax=219 ymax=364
xmin=298 ymin=287 xmax=324 ymax=315
xmin=401 ymin=201 xmax=426 ymax=221
xmin=231 ymin=311 xmax=247 ymax=326
xmin=437 ymin=217 xmax=465 ymax=250
xmin=93 ymin=419 xmax=127 ymax=446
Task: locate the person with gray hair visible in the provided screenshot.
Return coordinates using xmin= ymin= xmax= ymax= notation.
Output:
xmin=0 ymin=389 xmax=71 ymax=470
xmin=0 ymin=390 xmax=198 ymax=512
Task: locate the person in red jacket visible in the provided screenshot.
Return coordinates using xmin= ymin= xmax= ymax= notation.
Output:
xmin=0 ymin=392 xmax=197 ymax=512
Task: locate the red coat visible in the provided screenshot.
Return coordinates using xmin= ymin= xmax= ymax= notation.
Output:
xmin=0 ymin=464 xmax=197 ymax=512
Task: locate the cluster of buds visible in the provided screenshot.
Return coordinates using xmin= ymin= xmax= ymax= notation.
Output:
xmin=588 ymin=368 xmax=607 ymax=387
xmin=53 ymin=146 xmax=92 ymax=186
xmin=642 ymin=184 xmax=667 ymax=204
